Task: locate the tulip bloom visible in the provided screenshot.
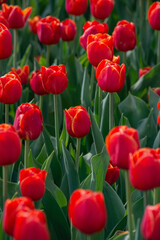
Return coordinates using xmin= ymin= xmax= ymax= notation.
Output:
xmin=141 ymin=204 xmax=160 ymax=240
xmin=90 ymin=0 xmax=114 ymax=20
xmin=65 ymin=106 xmax=91 ymax=138
xmin=139 ymin=66 xmax=152 ymax=78
xmin=30 ymin=70 xmax=48 ymax=95
xmin=148 ymin=2 xmax=160 ymax=30
xmin=105 ymin=161 xmax=119 ymax=185
xmin=60 ymin=19 xmax=76 ymax=42
xmin=113 ymin=20 xmax=137 ymax=52
xmin=3 ymin=197 xmax=34 ymax=236
xmin=28 ymin=15 xmax=41 ymax=34
xmin=41 ymin=65 xmax=68 ymax=95
xmin=65 ymin=0 xmax=87 ymax=16
xmin=0 ymin=124 xmax=21 ymax=166
xmin=19 ymin=167 xmax=47 ymax=201
xmin=96 ymin=59 xmax=125 ymax=92
xmin=14 ymin=103 xmax=43 ymax=140
xmin=158 ymin=100 xmax=160 ymax=126
xmin=106 ymin=126 xmax=140 ymax=169
xmin=2 ymin=4 xmax=32 ymax=29
xmin=68 ymin=189 xmax=107 ymax=235
xmin=0 ymin=11 xmax=9 ymax=27
xmin=0 ymin=72 xmax=22 ymax=104
xmin=11 ymin=65 xmax=29 ymax=85
xmin=87 ymin=33 xmax=114 ymax=67
xmin=37 ymin=16 xmax=60 ymax=45
xmin=0 ymin=23 xmax=12 ymax=59
xmin=80 ymin=20 xmax=109 ymax=50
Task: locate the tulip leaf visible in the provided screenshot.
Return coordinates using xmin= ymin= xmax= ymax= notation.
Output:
xmin=42 ymin=127 xmax=54 ymax=155
xmin=108 ymin=231 xmax=129 ymax=240
xmin=135 ymin=219 xmax=143 ymax=240
xmin=100 ymin=93 xmax=109 ymax=138
xmin=36 ymin=144 xmax=48 ymax=165
xmin=81 ymin=67 xmax=92 ymax=109
xmin=132 ymin=198 xmax=144 ymax=226
xmin=107 ymin=216 xmax=127 ymax=239
xmin=20 ymin=44 xmax=32 ymax=68
xmin=41 ymin=150 xmax=54 ymax=172
xmin=148 ymin=87 xmax=159 ymax=124
xmin=153 ymin=130 xmax=160 ymax=149
xmin=79 ymin=52 xmax=89 ymax=67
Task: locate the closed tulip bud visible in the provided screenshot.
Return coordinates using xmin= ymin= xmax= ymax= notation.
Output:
xmin=148 ymin=2 xmax=160 ymax=30
xmin=14 ymin=209 xmax=50 ymax=240
xmin=90 ymin=0 xmax=114 ymax=20
xmin=41 ymin=65 xmax=68 ymax=95
xmin=2 ymin=4 xmax=32 ymax=29
xmin=158 ymin=100 xmax=160 ymax=126
xmin=65 ymin=0 xmax=87 ymax=16
xmin=105 ymin=161 xmax=119 ymax=185
xmin=30 ymin=70 xmax=48 ymax=95
xmin=0 ymin=124 xmax=21 ymax=166
xmin=80 ymin=20 xmax=109 ymax=50
xmin=113 ymin=20 xmax=136 ymax=52
xmin=11 ymin=65 xmax=29 ymax=85
xmin=129 ymin=148 xmax=160 ymax=190
xmin=0 ymin=23 xmax=12 ymax=59
xmin=0 ymin=72 xmax=22 ymax=104
xmin=3 ymin=197 xmax=34 ymax=236
xmin=60 ymin=19 xmax=76 ymax=42
xmin=37 ymin=16 xmax=60 ymax=45
xmin=141 ymin=204 xmax=160 ymax=240
xmin=68 ymin=189 xmax=107 ymax=235
xmin=14 ymin=103 xmax=43 ymax=140
xmin=65 ymin=106 xmax=91 ymax=138
xmin=19 ymin=167 xmax=47 ymax=201
xmin=106 ymin=126 xmax=140 ymax=169
xmin=139 ymin=66 xmax=152 ymax=78
xmin=28 ymin=15 xmax=41 ymax=34
xmin=96 ymin=59 xmax=125 ymax=92
xmin=87 ymin=33 xmax=114 ymax=67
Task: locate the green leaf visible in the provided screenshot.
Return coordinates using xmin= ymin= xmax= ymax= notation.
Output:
xmin=108 ymin=231 xmax=129 ymax=240
xmin=100 ymin=93 xmax=109 ymax=139
xmin=135 ymin=219 xmax=143 ymax=240
xmin=79 ymin=52 xmax=89 ymax=67
xmin=36 ymin=144 xmax=48 ymax=165
xmin=81 ymin=67 xmax=91 ymax=109
xmin=107 ymin=216 xmax=127 ymax=239
xmin=132 ymin=198 xmax=144 ymax=225
xmin=153 ymin=130 xmax=160 ymax=149
xmin=20 ymin=44 xmax=32 ymax=67
xmin=41 ymin=151 xmax=54 ymax=172
xmin=148 ymin=87 xmax=159 ymax=124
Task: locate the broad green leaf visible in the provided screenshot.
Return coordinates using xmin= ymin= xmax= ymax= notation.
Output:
xmin=135 ymin=219 xmax=143 ymax=240
xmin=108 ymin=231 xmax=129 ymax=240
xmin=132 ymin=198 xmax=144 ymax=225
xmin=43 ymin=127 xmax=54 ymax=155
xmin=41 ymin=151 xmax=54 ymax=172
xmin=107 ymin=216 xmax=127 ymax=239
xmin=148 ymin=87 xmax=160 ymax=124
xmin=79 ymin=52 xmax=89 ymax=67
xmin=153 ymin=130 xmax=160 ymax=149
xmin=81 ymin=67 xmax=91 ymax=109
xmin=100 ymin=93 xmax=109 ymax=139
xmin=20 ymin=44 xmax=32 ymax=67
xmin=36 ymin=144 xmax=48 ymax=165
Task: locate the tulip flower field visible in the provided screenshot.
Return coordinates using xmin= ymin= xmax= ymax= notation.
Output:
xmin=1 ymin=0 xmax=160 ymax=239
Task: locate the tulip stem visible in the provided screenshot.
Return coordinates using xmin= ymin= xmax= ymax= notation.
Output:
xmin=125 ymin=171 xmax=134 ymax=240
xmin=140 ymin=0 xmax=144 ymax=30
xmin=90 ymin=66 xmax=95 ymax=100
xmin=22 ymin=0 xmax=26 ymax=8
xmin=5 ymin=104 xmax=9 ymax=124
xmin=154 ymin=188 xmax=159 ymax=205
xmin=24 ymin=139 xmax=29 ymax=168
xmin=39 ymin=95 xmax=43 ymax=112
xmin=157 ymin=31 xmax=160 ymax=64
xmin=98 ymin=87 xmax=102 ymax=127
xmin=143 ymin=191 xmax=148 ymax=210
xmin=54 ymin=94 xmax=60 ymax=157
xmin=46 ymin=45 xmax=50 ymax=67
xmin=3 ymin=166 xmax=8 ymax=207
xmin=75 ymin=138 xmax=81 ymax=172
xmin=87 ymin=236 xmax=92 ymax=240
xmin=13 ymin=29 xmax=17 ymax=68
xmin=109 ymin=92 xmax=114 ymax=131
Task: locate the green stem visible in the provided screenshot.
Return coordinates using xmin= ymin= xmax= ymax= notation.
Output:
xmin=54 ymin=94 xmax=60 ymax=157
xmin=109 ymin=92 xmax=114 ymax=131
xmin=3 ymin=166 xmax=8 ymax=207
xmin=146 ymin=0 xmax=149 ymax=20
xmin=157 ymin=31 xmax=160 ymax=64
xmin=140 ymin=0 xmax=144 ymax=31
xmin=123 ymin=52 xmax=126 ymax=65
xmin=125 ymin=171 xmax=134 ymax=240
xmin=5 ymin=104 xmax=9 ymax=124
xmin=39 ymin=95 xmax=43 ymax=112
xmin=98 ymin=87 xmax=102 ymax=127
xmin=75 ymin=138 xmax=81 ymax=172
xmin=90 ymin=66 xmax=95 ymax=100
xmin=154 ymin=188 xmax=158 ymax=205
xmin=87 ymin=236 xmax=92 ymax=240
xmin=46 ymin=45 xmax=50 ymax=67
xmin=59 ymin=39 xmax=62 ymax=64
xmin=13 ymin=29 xmax=17 ymax=68
xmin=22 ymin=0 xmax=26 ymax=8
xmin=143 ymin=191 xmax=148 ymax=210
xmin=24 ymin=139 xmax=29 ymax=168
xmin=11 ymin=0 xmax=14 ymax=4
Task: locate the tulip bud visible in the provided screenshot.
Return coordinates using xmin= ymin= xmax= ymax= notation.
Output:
xmin=14 ymin=103 xmax=43 ymax=140
xmin=41 ymin=65 xmax=68 ymax=95
xmin=3 ymin=197 xmax=34 ymax=236
xmin=68 ymin=189 xmax=107 ymax=235
xmin=105 ymin=161 xmax=119 ymax=185
xmin=11 ymin=65 xmax=29 ymax=85
xmin=113 ymin=20 xmax=136 ymax=52
xmin=19 ymin=167 xmax=47 ymax=201
xmin=148 ymin=2 xmax=160 ymax=30
xmin=60 ymin=19 xmax=76 ymax=42
xmin=0 ymin=124 xmax=21 ymax=166
xmin=96 ymin=59 xmax=125 ymax=92
xmin=106 ymin=126 xmax=140 ymax=169
xmin=37 ymin=16 xmax=60 ymax=45
xmin=87 ymin=33 xmax=114 ymax=67
xmin=28 ymin=15 xmax=41 ymax=34
xmin=0 ymin=23 xmax=12 ymax=59
xmin=139 ymin=66 xmax=152 ymax=78
xmin=65 ymin=106 xmax=91 ymax=138
xmin=30 ymin=70 xmax=48 ymax=95
xmin=90 ymin=0 xmax=114 ymax=20
xmin=65 ymin=0 xmax=87 ymax=16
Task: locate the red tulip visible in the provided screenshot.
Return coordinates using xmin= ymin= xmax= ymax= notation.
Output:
xmin=41 ymin=65 xmax=68 ymax=95
xmin=68 ymin=189 xmax=107 ymax=235
xmin=90 ymin=0 xmax=114 ymax=20
xmin=113 ymin=20 xmax=136 ymax=52
xmin=0 ymin=11 xmax=9 ymax=27
xmin=0 ymin=23 xmax=12 ymax=59
xmin=129 ymin=148 xmax=160 ymax=190
xmin=80 ymin=20 xmax=109 ymax=50
xmin=13 ymin=103 xmax=43 ymax=140
xmin=139 ymin=66 xmax=152 ymax=78
xmin=148 ymin=2 xmax=160 ymax=30
xmin=60 ymin=19 xmax=76 ymax=42
xmin=65 ymin=0 xmax=87 ymax=16
xmin=37 ymin=16 xmax=60 ymax=45
xmin=19 ymin=167 xmax=47 ymax=201
xmin=87 ymin=33 xmax=114 ymax=67
xmin=106 ymin=126 xmax=140 ymax=169
xmin=0 ymin=72 xmax=22 ymax=104
xmin=14 ymin=209 xmax=50 ymax=240
xmin=2 ymin=4 xmax=32 ymax=29
xmin=158 ymin=99 xmax=160 ymax=126
xmin=65 ymin=106 xmax=91 ymax=138
xmin=141 ymin=204 xmax=160 ymax=240
xmin=105 ymin=161 xmax=119 ymax=185
xmin=3 ymin=197 xmax=34 ymax=236
xmin=96 ymin=59 xmax=125 ymax=92
xmin=152 ymin=88 xmax=160 ymax=96
xmin=28 ymin=15 xmax=41 ymax=34
xmin=11 ymin=65 xmax=29 ymax=85
xmin=0 ymin=124 xmax=21 ymax=166
xmin=30 ymin=70 xmax=48 ymax=95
